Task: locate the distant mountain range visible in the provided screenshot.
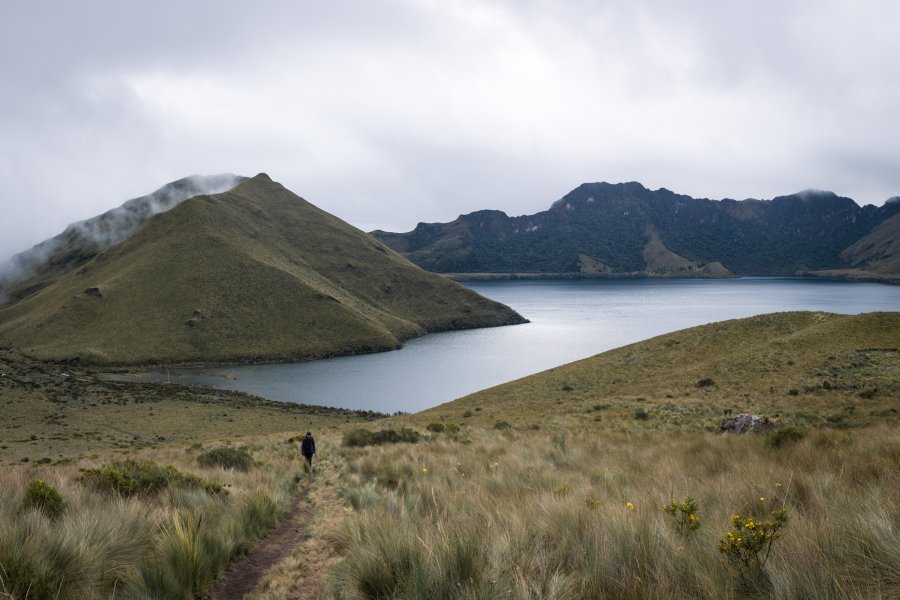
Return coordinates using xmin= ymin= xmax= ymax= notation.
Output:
xmin=0 ymin=174 xmax=524 ymax=365
xmin=372 ymin=183 xmax=900 ymax=282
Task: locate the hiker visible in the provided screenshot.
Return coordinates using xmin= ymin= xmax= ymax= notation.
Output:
xmin=300 ymin=431 xmax=316 ymax=466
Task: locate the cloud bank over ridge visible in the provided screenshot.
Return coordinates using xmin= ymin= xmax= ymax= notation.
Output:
xmin=1 ymin=1 xmax=898 ymax=260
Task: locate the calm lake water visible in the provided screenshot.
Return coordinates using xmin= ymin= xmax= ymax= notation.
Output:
xmin=141 ymin=278 xmax=899 ymax=413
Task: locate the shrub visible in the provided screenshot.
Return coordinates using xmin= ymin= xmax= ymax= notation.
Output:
xmin=696 ymin=378 xmax=715 ymax=388
xmin=662 ymin=496 xmax=700 ymax=534
xmin=426 ymin=423 xmax=445 ymax=433
xmin=764 ymin=426 xmax=807 ymax=448
xmin=718 ymin=508 xmax=789 ymax=580
xmin=21 ymin=479 xmax=66 ymax=520
xmin=463 ymin=410 xmax=474 ymax=418
xmin=634 ymin=408 xmax=650 ymax=421
xmin=493 ymin=421 xmax=512 ymax=430
xmin=197 ymin=447 xmax=253 ymax=471
xmin=342 ymin=428 xmax=421 ymax=448
xmin=77 ymin=459 xmax=222 ymax=497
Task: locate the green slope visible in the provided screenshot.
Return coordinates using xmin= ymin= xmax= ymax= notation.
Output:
xmin=0 ymin=174 xmax=245 ymax=304
xmin=408 ymin=312 xmax=899 ymax=431
xmin=0 ymin=174 xmax=525 ymax=364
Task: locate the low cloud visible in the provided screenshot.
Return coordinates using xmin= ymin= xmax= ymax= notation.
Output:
xmin=0 ymin=174 xmax=243 ymax=288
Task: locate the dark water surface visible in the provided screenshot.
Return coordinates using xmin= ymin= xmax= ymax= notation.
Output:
xmin=139 ymin=278 xmax=899 ymax=412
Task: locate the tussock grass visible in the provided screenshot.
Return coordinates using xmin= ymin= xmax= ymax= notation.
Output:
xmin=0 ymin=435 xmax=307 ymax=599
xmin=322 ymin=426 xmax=900 ymax=599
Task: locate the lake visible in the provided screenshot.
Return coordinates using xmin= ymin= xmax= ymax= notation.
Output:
xmin=137 ymin=278 xmax=900 ymax=413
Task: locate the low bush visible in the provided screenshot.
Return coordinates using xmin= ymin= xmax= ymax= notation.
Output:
xmin=21 ymin=479 xmax=66 ymax=520
xmin=662 ymin=496 xmax=700 ymax=534
xmin=719 ymin=507 xmax=789 ymax=581
xmin=493 ymin=421 xmax=512 ymax=430
xmin=197 ymin=447 xmax=253 ymax=471
xmin=764 ymin=426 xmax=807 ymax=448
xmin=426 ymin=423 xmax=445 ymax=433
xmin=77 ymin=459 xmax=223 ymax=497
xmin=342 ymin=428 xmax=421 ymax=448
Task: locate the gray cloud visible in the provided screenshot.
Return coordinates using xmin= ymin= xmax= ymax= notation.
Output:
xmin=0 ymin=174 xmax=243 ymax=286
xmin=1 ymin=0 xmax=898 ymax=260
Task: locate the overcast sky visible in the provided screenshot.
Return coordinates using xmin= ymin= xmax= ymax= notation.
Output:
xmin=1 ymin=0 xmax=899 ymax=261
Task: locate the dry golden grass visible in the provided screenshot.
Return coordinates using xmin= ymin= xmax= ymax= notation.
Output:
xmin=1 ymin=311 xmax=897 ymax=597
xmin=317 ymin=424 xmax=899 ymax=599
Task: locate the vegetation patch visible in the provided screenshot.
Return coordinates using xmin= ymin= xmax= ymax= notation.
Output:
xmin=765 ymin=426 xmax=807 ymax=449
xmin=342 ymin=428 xmax=421 ymax=448
xmin=77 ymin=459 xmax=224 ymax=497
xmin=21 ymin=479 xmax=66 ymax=520
xmin=197 ymin=446 xmax=254 ymax=471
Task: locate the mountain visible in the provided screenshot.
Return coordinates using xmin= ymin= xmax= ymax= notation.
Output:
xmin=371 ymin=183 xmax=900 ymax=278
xmin=0 ymin=174 xmax=246 ymax=303
xmin=811 ymin=205 xmax=900 ymax=282
xmin=0 ymin=174 xmax=525 ymax=365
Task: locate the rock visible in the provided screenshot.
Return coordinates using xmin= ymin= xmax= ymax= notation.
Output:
xmin=720 ymin=413 xmax=778 ymax=435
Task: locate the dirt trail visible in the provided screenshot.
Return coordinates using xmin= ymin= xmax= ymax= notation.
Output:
xmin=206 ymin=488 xmax=314 ymax=600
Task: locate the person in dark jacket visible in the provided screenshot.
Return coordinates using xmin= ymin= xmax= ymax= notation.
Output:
xmin=300 ymin=431 xmax=316 ymax=466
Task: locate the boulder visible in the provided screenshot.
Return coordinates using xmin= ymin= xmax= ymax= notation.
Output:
xmin=720 ymin=413 xmax=778 ymax=435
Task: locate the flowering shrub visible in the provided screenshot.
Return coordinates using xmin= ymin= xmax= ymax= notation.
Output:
xmin=718 ymin=507 xmax=788 ymax=578
xmin=662 ymin=496 xmax=700 ymax=534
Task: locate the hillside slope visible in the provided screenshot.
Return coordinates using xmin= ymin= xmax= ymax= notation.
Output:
xmin=809 ymin=209 xmax=900 ymax=283
xmin=0 ymin=174 xmax=524 ymax=364
xmin=411 ymin=311 xmax=900 ymax=431
xmin=0 ymin=174 xmax=245 ymax=303
xmin=372 ymin=183 xmax=900 ymax=277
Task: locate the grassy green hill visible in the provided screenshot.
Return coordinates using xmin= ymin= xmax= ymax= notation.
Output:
xmin=405 ymin=311 xmax=900 ymax=431
xmin=0 ymin=174 xmax=245 ymax=304
xmin=0 ymin=174 xmax=524 ymax=365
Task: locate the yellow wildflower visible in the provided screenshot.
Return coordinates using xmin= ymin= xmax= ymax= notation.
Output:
xmin=626 ymin=502 xmax=635 ymax=511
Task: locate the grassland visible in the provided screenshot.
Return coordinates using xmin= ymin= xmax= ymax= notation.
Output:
xmin=1 ymin=311 xmax=897 ymax=598
xmin=403 ymin=311 xmax=899 ymax=433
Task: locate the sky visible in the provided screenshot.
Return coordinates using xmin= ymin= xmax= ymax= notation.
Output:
xmin=2 ymin=0 xmax=899 ymax=261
